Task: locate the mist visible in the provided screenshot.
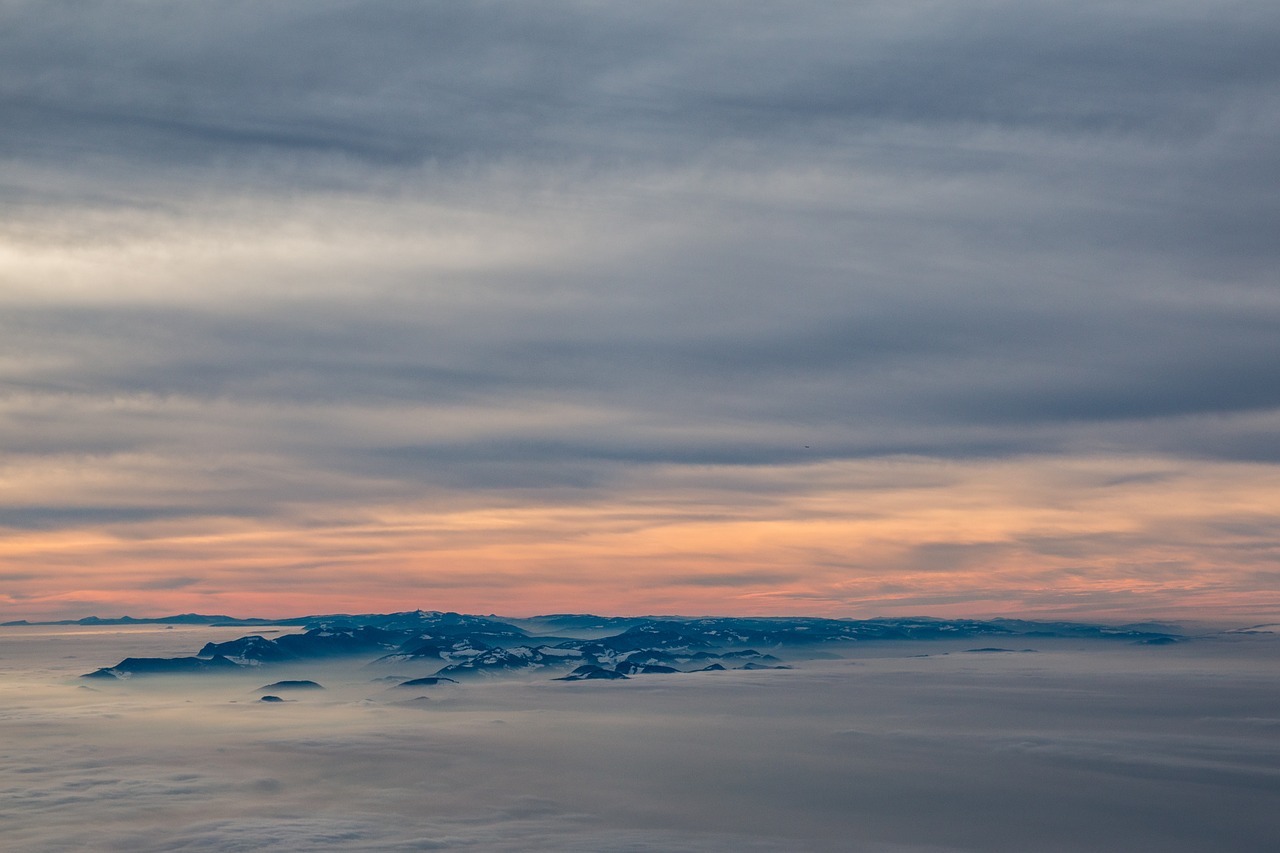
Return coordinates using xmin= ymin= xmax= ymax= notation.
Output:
xmin=3 ymin=625 xmax=1278 ymax=851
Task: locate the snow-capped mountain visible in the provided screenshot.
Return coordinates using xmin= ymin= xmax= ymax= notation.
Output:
xmin=79 ymin=611 xmax=1181 ymax=679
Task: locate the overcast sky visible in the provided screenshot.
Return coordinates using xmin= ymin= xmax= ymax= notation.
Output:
xmin=2 ymin=0 xmax=1278 ymax=620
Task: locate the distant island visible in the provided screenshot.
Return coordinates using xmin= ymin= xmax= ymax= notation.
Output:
xmin=2 ymin=613 xmax=313 ymax=627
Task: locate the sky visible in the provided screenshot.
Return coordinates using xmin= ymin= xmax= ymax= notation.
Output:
xmin=1 ymin=0 xmax=1278 ymax=621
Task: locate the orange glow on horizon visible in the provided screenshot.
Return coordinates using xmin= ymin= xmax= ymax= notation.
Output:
xmin=2 ymin=455 xmax=1278 ymax=624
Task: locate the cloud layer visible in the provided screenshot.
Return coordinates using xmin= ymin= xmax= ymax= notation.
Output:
xmin=1 ymin=1 xmax=1278 ymax=618
xmin=3 ymin=627 xmax=1280 ymax=851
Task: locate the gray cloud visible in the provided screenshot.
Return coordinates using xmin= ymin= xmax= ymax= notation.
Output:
xmin=5 ymin=2 xmax=1277 ymax=166
xmin=0 ymin=0 xmax=1277 ymax=616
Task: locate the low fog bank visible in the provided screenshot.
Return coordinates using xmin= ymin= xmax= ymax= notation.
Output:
xmin=2 ymin=627 xmax=1279 ymax=852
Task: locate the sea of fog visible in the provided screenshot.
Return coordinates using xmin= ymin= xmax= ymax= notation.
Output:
xmin=2 ymin=624 xmax=1278 ymax=852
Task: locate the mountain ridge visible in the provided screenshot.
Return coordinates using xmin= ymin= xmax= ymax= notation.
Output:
xmin=75 ymin=611 xmax=1184 ymax=680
